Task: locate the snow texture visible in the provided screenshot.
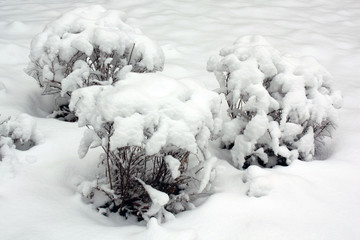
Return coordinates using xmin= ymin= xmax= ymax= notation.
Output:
xmin=137 ymin=178 xmax=172 ymax=221
xmin=70 ymin=73 xmax=221 ymax=157
xmin=165 ymin=155 xmax=181 ymax=179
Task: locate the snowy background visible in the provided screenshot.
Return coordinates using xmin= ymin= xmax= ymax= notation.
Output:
xmin=0 ymin=0 xmax=359 ymax=239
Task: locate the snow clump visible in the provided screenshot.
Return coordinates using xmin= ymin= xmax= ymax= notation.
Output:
xmin=207 ymin=35 xmax=342 ymax=168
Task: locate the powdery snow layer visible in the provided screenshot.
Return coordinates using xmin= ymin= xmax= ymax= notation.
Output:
xmin=0 ymin=0 xmax=360 ymax=240
xmin=70 ymin=73 xmax=221 ymax=155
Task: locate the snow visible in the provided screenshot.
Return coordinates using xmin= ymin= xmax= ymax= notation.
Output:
xmin=137 ymin=178 xmax=170 ymax=219
xmin=1 ymin=0 xmax=360 ymax=240
xmin=164 ymin=155 xmax=181 ymax=179
xmin=111 ymin=113 xmax=145 ymax=150
xmin=70 ymin=73 xmax=221 ymax=156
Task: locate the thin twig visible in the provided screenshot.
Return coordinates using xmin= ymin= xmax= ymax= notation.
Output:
xmin=127 ymin=43 xmax=135 ymax=65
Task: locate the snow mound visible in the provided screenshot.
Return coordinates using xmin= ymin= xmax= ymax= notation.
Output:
xmin=244 ymin=165 xmax=273 ymax=197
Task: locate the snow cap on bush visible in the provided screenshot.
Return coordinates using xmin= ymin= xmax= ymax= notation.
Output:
xmin=208 ymin=35 xmax=342 ymax=168
xmin=26 ymin=5 xmax=164 ymax=97
xmin=71 ymin=73 xmax=221 ymax=156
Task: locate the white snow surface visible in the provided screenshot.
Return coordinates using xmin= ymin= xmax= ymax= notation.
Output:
xmin=0 ymin=0 xmax=360 ymax=240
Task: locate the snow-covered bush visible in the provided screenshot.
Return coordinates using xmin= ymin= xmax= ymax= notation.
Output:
xmin=26 ymin=5 xmax=164 ymax=121
xmin=70 ymin=73 xmax=221 ymax=221
xmin=207 ymin=35 xmax=342 ymax=168
xmin=0 ymin=114 xmax=40 ymax=160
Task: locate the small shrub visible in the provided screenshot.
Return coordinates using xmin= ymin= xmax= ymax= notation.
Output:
xmin=70 ymin=74 xmax=222 ymax=221
xmin=0 ymin=114 xmax=40 ymax=161
xmin=207 ymin=35 xmax=342 ymax=168
xmin=26 ymin=5 xmax=164 ymax=121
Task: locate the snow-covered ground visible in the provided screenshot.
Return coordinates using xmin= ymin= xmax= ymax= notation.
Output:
xmin=0 ymin=0 xmax=359 ymax=239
